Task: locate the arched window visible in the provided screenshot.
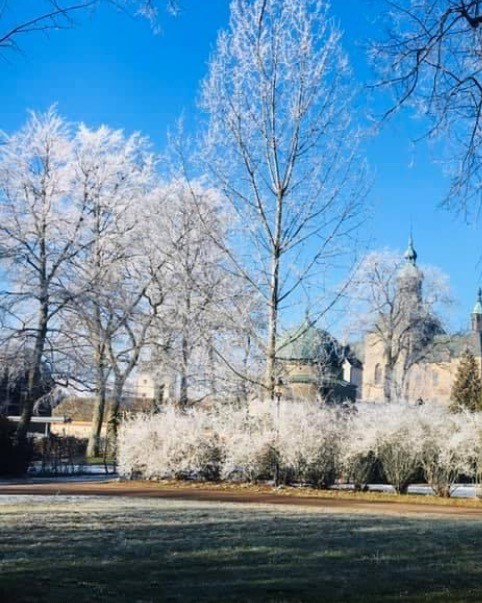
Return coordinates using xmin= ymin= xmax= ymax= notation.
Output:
xmin=374 ymin=363 xmax=382 ymax=385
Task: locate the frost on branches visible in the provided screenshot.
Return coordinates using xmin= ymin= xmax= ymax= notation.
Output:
xmin=201 ymin=0 xmax=367 ymax=397
xmin=118 ymin=400 xmax=482 ymax=497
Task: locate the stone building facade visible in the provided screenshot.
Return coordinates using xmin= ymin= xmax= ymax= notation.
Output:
xmin=362 ymin=239 xmax=482 ymax=405
xmin=277 ymin=318 xmax=362 ymax=403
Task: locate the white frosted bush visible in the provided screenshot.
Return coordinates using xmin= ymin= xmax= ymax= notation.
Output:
xmin=375 ymin=402 xmax=424 ymax=494
xmin=279 ymin=402 xmax=345 ymax=487
xmin=419 ymin=405 xmax=476 ymax=497
xmin=341 ymin=402 xmax=423 ymax=493
xmin=117 ymin=406 xmax=223 ymax=480
xmin=221 ymin=429 xmax=278 ymax=482
xmin=219 ymin=400 xmax=278 ymax=482
xmin=117 ymin=414 xmax=160 ymax=479
xmin=341 ymin=404 xmax=379 ymax=490
xmin=117 ymin=399 xmax=482 ymax=496
xmin=220 ymin=400 xmax=346 ymax=487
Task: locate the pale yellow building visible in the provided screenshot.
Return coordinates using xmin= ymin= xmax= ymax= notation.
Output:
xmin=362 ymin=238 xmax=482 ymax=405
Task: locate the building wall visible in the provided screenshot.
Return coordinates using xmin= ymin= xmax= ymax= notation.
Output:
xmin=361 ymin=333 xmax=386 ymax=401
xmin=404 ymin=358 xmax=476 ymax=406
xmin=135 ymin=370 xmax=177 ymax=404
xmin=343 ymin=360 xmax=362 ymax=399
xmin=136 ymin=373 xmax=156 ymax=401
xmin=50 ymin=420 xmax=106 ymax=439
xmin=281 ymin=361 xmax=319 ymax=401
xmin=361 ymin=333 xmax=482 ymax=405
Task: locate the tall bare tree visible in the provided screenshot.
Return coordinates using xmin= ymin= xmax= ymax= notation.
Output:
xmin=201 ymin=0 xmax=366 ymax=398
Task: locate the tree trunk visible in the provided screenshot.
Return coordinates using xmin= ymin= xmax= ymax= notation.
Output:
xmin=239 ymin=334 xmax=251 ymax=403
xmin=179 ymin=333 xmax=189 ymax=408
xmin=16 ymin=295 xmax=48 ymax=443
xmin=105 ymin=376 xmax=124 ymax=458
xmin=207 ymin=337 xmax=216 ymax=400
xmin=265 ymin=196 xmax=282 ymax=400
xmin=383 ymin=362 xmax=394 ymax=403
xmin=87 ymin=342 xmax=107 ymax=458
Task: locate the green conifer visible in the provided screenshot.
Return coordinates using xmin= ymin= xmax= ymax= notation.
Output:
xmin=450 ymin=349 xmax=482 ymax=412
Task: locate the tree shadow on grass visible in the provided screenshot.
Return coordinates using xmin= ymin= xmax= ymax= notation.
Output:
xmin=0 ymin=500 xmax=481 ymax=602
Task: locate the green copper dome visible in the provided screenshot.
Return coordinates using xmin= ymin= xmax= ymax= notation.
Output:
xmin=277 ymin=318 xmax=340 ymax=363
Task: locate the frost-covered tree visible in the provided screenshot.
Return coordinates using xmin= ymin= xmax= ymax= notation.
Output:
xmin=0 ymin=109 xmax=88 ymax=441
xmin=450 ymin=348 xmax=482 ymax=412
xmin=160 ymin=182 xmax=230 ymax=406
xmin=201 ymin=0 xmax=367 ymax=398
xmin=63 ymin=123 xmax=156 ymax=457
xmin=141 ymin=179 xmax=244 ymax=407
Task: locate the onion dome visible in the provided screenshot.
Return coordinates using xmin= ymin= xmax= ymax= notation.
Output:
xmin=403 ymin=234 xmax=418 ymax=266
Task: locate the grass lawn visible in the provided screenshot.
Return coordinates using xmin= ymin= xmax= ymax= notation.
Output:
xmin=1 ymin=496 xmax=482 ymax=603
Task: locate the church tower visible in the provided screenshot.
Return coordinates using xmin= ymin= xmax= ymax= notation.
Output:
xmin=471 ymin=288 xmax=482 ymax=333
xmin=396 ymin=234 xmax=423 ymax=316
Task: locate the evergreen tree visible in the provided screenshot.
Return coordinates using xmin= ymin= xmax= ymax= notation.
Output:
xmin=450 ymin=349 xmax=482 ymax=412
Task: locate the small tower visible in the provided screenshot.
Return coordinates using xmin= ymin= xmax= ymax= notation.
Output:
xmin=397 ymin=234 xmax=423 ymax=310
xmin=471 ymin=288 xmax=482 ymax=332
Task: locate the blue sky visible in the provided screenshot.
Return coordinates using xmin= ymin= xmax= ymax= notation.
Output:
xmin=1 ymin=0 xmax=481 ymax=330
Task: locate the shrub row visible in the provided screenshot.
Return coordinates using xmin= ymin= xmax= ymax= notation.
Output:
xmin=117 ymin=400 xmax=482 ymax=497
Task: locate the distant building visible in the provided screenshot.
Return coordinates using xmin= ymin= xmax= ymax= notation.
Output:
xmin=361 ymin=238 xmax=482 ymax=405
xmin=50 ymin=395 xmax=152 ymax=439
xmin=135 ymin=237 xmax=482 ymax=407
xmin=277 ymin=317 xmax=362 ymax=403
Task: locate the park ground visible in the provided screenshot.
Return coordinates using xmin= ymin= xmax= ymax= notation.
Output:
xmin=2 ymin=481 xmax=482 ymax=602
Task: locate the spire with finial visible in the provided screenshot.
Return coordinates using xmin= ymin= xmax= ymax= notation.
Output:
xmin=403 ymin=233 xmax=418 ymax=266
xmin=397 ymin=232 xmax=423 ymax=309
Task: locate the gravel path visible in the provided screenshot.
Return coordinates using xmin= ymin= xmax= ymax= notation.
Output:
xmin=1 ymin=479 xmax=482 ymax=517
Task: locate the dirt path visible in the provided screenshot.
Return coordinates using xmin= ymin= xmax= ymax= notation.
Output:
xmin=1 ymin=479 xmax=482 ymax=517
